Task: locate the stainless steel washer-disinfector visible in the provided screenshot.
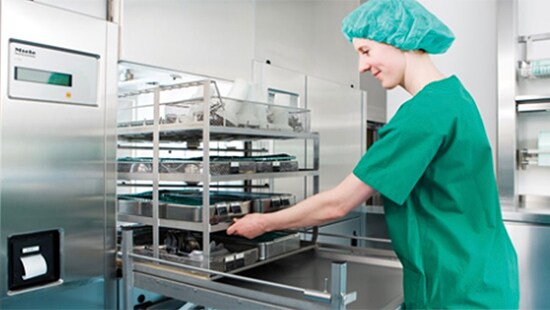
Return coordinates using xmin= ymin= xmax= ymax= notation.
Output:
xmin=0 ymin=0 xmax=118 ymax=307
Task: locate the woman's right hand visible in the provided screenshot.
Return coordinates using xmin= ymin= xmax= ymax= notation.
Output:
xmin=226 ymin=213 xmax=269 ymax=239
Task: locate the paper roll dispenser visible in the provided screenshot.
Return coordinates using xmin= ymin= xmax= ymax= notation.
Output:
xmin=8 ymin=230 xmax=61 ymax=292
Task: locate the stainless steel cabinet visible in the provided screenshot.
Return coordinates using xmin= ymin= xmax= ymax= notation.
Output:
xmin=505 ymin=219 xmax=550 ymax=309
xmin=0 ymin=0 xmax=117 ymax=307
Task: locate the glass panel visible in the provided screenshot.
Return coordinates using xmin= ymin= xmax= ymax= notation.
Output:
xmin=15 ymin=67 xmax=72 ymax=87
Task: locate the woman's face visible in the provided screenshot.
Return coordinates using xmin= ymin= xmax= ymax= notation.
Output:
xmin=352 ymin=38 xmax=406 ymax=89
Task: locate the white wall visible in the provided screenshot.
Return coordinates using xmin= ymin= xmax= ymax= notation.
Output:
xmin=33 ymin=0 xmax=106 ymax=19
xmin=310 ymin=1 xmax=360 ymax=87
xmin=121 ymin=0 xmax=359 ymax=85
xmin=387 ymin=0 xmax=498 ymax=163
xmin=517 ymin=0 xmax=550 ymax=37
xmin=121 ymin=0 xmax=256 ymax=80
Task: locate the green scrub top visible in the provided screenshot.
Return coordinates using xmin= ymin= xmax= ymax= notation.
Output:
xmin=353 ymin=76 xmax=519 ymax=308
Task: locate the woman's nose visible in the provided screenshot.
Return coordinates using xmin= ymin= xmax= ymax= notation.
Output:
xmin=358 ymin=57 xmax=371 ymax=73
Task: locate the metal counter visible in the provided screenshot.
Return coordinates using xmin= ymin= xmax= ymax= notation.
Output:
xmin=219 ymin=248 xmax=403 ymax=309
xmin=502 ymin=209 xmax=550 ymax=224
xmin=501 ymin=196 xmax=550 ymax=309
xmin=502 ymin=195 xmax=550 ymax=225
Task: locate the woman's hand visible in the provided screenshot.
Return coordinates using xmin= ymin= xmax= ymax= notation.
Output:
xmin=226 ymin=213 xmax=268 ymax=239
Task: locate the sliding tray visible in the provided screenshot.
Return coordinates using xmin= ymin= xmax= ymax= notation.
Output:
xmin=118 ymin=190 xmax=296 ymax=225
xmin=186 ymin=154 xmax=299 ymax=174
xmin=212 ymin=232 xmax=301 ymax=260
xmin=222 ymin=192 xmax=295 ymax=213
xmin=118 ymin=190 xmax=252 ymax=224
xmin=134 ymin=243 xmax=259 ymax=274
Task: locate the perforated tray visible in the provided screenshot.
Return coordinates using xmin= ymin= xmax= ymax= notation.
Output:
xmin=117 ymin=157 xmax=231 ymax=175
xmin=118 ymin=190 xmax=252 ymax=223
xmin=135 ymin=243 xmax=259 ymax=273
xmin=212 ymin=232 xmax=301 ymax=260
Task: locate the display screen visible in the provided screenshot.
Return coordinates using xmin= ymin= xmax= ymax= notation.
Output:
xmin=15 ymin=67 xmax=72 ymax=87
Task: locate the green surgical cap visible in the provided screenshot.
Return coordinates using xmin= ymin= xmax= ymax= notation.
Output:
xmin=341 ymin=0 xmax=455 ymax=54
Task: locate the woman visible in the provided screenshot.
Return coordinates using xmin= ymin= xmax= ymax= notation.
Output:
xmin=227 ymin=0 xmax=519 ymax=308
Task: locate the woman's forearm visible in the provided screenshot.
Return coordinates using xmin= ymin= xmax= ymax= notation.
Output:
xmin=262 ymin=189 xmax=347 ymax=232
xmin=227 ymin=174 xmax=376 ymax=238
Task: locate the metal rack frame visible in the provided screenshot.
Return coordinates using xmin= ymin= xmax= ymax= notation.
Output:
xmin=117 ymin=78 xmax=326 ymax=307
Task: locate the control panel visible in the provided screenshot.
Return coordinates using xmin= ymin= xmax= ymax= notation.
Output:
xmin=8 ymin=39 xmax=99 ymax=106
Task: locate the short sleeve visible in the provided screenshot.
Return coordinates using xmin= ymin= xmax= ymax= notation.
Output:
xmin=353 ymin=105 xmax=444 ymax=205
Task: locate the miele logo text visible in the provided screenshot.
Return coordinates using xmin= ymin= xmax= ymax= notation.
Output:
xmin=15 ymin=47 xmax=36 ymax=57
